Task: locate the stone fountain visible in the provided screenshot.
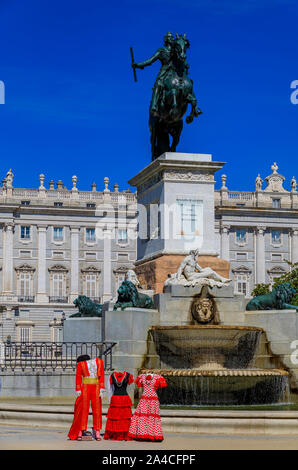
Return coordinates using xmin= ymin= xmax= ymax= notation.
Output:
xmin=141 ymin=325 xmax=289 ymax=406
xmin=105 ymin=152 xmax=292 ymax=407
xmin=137 ymin=253 xmax=290 ymax=406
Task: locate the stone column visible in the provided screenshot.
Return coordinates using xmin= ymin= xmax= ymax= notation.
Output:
xmin=292 ymin=229 xmax=298 ymax=264
xmin=36 ymin=225 xmax=48 ymax=303
xmin=220 ymin=224 xmax=230 ymax=261
xmin=102 ymin=228 xmax=112 ymax=302
xmin=2 ymin=223 xmax=14 ymax=295
xmin=70 ymin=227 xmax=80 ymax=302
xmin=255 ymin=226 xmax=266 ymax=284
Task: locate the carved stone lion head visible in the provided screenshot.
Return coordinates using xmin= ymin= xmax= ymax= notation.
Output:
xmin=191 ymin=295 xmax=220 ymax=324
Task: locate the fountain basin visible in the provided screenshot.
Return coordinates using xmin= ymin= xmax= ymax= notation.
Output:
xmin=149 ymin=325 xmax=264 ymax=370
xmin=144 ymin=325 xmax=290 ymax=405
xmin=139 ymin=368 xmax=290 ymax=406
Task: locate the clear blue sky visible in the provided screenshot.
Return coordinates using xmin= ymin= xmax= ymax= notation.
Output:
xmin=0 ymin=0 xmax=297 ymax=192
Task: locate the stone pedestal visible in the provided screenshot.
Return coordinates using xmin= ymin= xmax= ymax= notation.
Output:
xmin=129 ymin=152 xmax=230 ymax=294
xmin=63 ymin=318 xmax=103 ymax=342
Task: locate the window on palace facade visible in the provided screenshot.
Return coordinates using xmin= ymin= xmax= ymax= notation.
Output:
xmin=20 ymin=226 xmax=31 ymax=240
xmin=16 ymin=325 xmax=32 ymax=343
xmin=268 ymin=267 xmax=286 ymax=289
xmin=86 ymin=228 xmax=96 ymax=242
xmin=85 ymin=274 xmax=97 ymax=298
xmin=118 ymin=228 xmax=128 ymax=243
xmin=52 ymin=251 xmax=64 ymax=259
xmin=19 ymin=250 xmax=32 ymax=258
xmin=234 ymin=274 xmax=249 ymax=297
xmin=53 ymin=227 xmax=63 ymax=241
xmin=51 ymin=326 xmax=63 ymax=342
xmin=52 ymin=273 xmax=66 ymax=297
xmin=272 ymin=199 xmax=281 ymax=209
xmin=236 ymin=252 xmax=248 ymax=261
xmin=118 ymin=253 xmax=129 ymax=261
xmin=271 ymin=230 xmax=281 ymax=245
xmin=19 ymin=272 xmax=31 ymax=297
xmin=15 ymin=265 xmax=35 ymax=301
xmin=85 ymin=252 xmax=97 ymax=260
xmin=235 ymin=229 xmax=247 ymax=244
xmin=81 ymin=268 xmax=100 ymax=300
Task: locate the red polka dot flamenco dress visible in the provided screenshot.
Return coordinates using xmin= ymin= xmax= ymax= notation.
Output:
xmin=128 ymin=373 xmax=167 ymax=442
xmin=104 ymin=371 xmax=134 ymax=441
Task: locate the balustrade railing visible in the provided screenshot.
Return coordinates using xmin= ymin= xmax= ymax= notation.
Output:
xmin=0 ymin=341 xmax=117 ymax=372
xmin=228 ymin=191 xmax=254 ymax=201
xmin=0 ymin=187 xmax=133 ymax=203
xmin=49 ymin=296 xmax=68 ymax=304
xmin=215 ymin=190 xmax=256 ymax=207
xmin=18 ymin=296 xmax=35 ymax=303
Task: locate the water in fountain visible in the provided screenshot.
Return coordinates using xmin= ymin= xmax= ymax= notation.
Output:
xmin=141 ymin=325 xmax=290 ymax=406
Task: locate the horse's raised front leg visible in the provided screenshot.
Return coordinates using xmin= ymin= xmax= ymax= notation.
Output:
xmin=186 ymin=93 xmax=202 ymax=124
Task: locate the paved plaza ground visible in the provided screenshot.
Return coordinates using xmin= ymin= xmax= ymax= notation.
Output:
xmin=0 ymin=424 xmax=298 ymax=450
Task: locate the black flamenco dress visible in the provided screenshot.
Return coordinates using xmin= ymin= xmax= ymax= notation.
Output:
xmin=104 ymin=371 xmax=134 ymax=441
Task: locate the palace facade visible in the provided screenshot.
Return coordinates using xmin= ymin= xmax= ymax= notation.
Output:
xmin=0 ymin=161 xmax=297 ymax=343
xmin=215 ymin=162 xmax=298 ymax=298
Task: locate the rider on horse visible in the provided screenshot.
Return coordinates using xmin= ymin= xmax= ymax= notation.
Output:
xmin=134 ymin=32 xmax=189 ymax=116
xmin=132 ymin=33 xmax=201 ymax=160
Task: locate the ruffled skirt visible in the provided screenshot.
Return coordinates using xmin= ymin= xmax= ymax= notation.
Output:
xmin=104 ymin=395 xmax=133 ymax=441
xmin=128 ymin=395 xmax=163 ymax=442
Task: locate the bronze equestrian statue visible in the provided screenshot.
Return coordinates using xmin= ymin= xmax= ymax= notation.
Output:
xmin=131 ymin=33 xmax=202 ymax=160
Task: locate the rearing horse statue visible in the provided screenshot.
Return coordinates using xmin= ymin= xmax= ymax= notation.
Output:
xmin=133 ymin=33 xmax=202 ymax=160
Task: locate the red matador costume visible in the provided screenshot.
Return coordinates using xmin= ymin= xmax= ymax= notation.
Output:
xmin=68 ymin=357 xmax=105 ymax=440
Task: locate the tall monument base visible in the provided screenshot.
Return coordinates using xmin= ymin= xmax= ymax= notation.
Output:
xmin=129 ymin=152 xmax=230 ymax=294
xmin=135 ymin=254 xmax=230 ymax=294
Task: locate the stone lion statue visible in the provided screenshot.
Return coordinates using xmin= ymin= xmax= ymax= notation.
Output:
xmin=246 ymin=283 xmax=297 ymax=311
xmin=69 ymin=295 xmax=102 ymax=317
xmin=113 ymin=280 xmax=154 ymax=311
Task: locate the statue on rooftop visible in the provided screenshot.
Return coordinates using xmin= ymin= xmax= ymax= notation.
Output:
xmin=255 ymin=174 xmax=263 ymax=191
xmin=291 ymin=176 xmax=297 ymax=193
